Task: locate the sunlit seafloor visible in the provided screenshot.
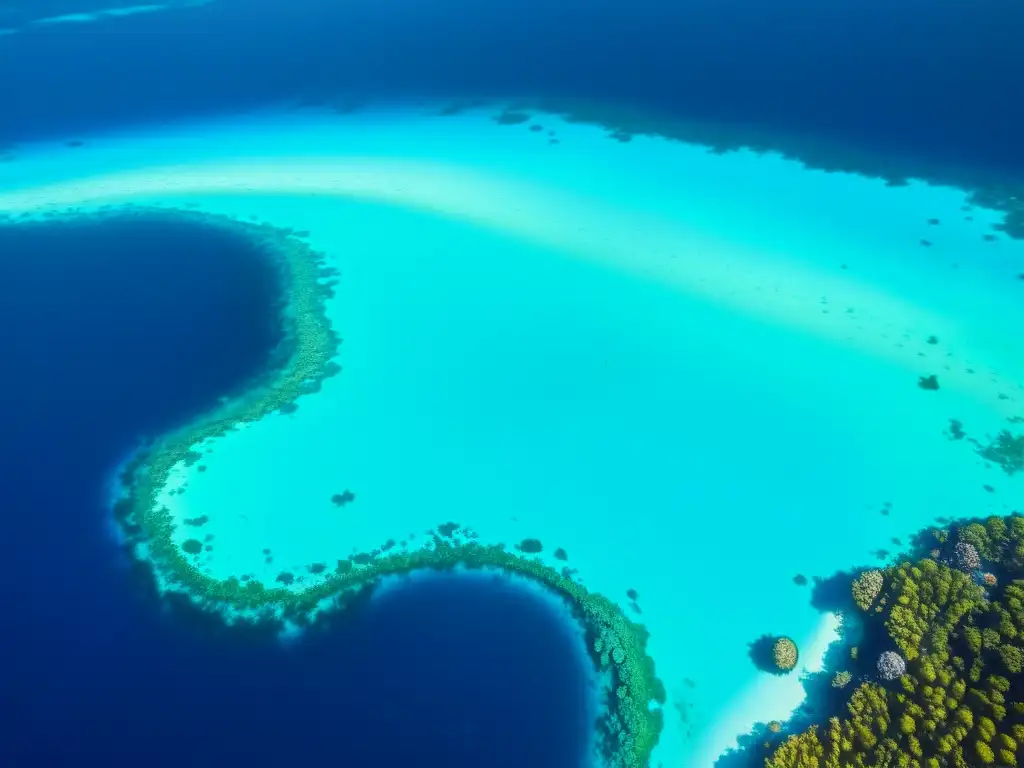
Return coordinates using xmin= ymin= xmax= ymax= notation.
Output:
xmin=2 ymin=103 xmax=1022 ymax=766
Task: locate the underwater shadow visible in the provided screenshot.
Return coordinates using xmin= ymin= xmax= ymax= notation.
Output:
xmin=747 ymin=634 xmax=789 ymax=676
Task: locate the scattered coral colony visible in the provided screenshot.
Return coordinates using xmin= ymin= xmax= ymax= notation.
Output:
xmin=764 ymin=514 xmax=1024 ymax=768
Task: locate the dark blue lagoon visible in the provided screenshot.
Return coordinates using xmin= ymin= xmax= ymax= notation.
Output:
xmin=0 ymin=212 xmax=595 ymax=767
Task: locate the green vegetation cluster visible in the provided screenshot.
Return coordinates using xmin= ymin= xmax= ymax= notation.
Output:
xmin=832 ymin=671 xmax=853 ymax=690
xmin=767 ymin=514 xmax=1024 ymax=768
xmin=774 ymin=637 xmax=800 ymax=672
xmin=853 ymin=570 xmax=884 ymax=612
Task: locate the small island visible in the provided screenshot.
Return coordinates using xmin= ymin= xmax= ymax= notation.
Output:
xmin=763 ymin=513 xmax=1024 ymax=768
xmin=772 ymin=637 xmax=799 ymax=673
xmin=749 ymin=634 xmax=801 ymax=676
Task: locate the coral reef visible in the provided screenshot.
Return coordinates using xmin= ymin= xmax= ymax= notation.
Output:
xmin=182 ymin=538 xmax=203 ymax=555
xmin=437 ymin=522 xmax=460 ymax=538
xmin=945 ymin=420 xmax=1024 ymax=476
xmin=764 ymin=514 xmax=1024 ymax=768
xmin=979 ymin=430 xmax=1024 ymax=476
xmin=493 ymin=109 xmax=531 ymax=125
xmin=330 ymin=490 xmax=355 ymax=507
xmin=516 ymin=538 xmax=543 ymax=554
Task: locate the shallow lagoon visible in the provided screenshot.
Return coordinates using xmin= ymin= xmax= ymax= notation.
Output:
xmin=1 ymin=104 xmax=1022 ymax=766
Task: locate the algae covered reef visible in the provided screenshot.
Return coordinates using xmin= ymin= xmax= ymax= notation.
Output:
xmin=759 ymin=513 xmax=1024 ymax=768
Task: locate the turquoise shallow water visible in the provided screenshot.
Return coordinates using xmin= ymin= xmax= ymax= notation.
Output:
xmin=1 ymin=104 xmax=1022 ymax=765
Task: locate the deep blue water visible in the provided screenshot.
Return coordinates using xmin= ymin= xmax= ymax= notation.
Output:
xmin=0 ymin=215 xmax=592 ymax=767
xmin=1 ymin=0 xmax=1023 ymax=177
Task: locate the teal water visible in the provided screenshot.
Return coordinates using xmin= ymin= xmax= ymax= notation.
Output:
xmin=1 ymin=104 xmax=1021 ymax=765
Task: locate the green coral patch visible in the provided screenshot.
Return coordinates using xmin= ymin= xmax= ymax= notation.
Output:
xmin=182 ymin=539 xmax=203 ymax=555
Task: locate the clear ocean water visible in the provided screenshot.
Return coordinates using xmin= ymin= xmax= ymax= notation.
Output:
xmin=1 ymin=2 xmax=1023 ymax=767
